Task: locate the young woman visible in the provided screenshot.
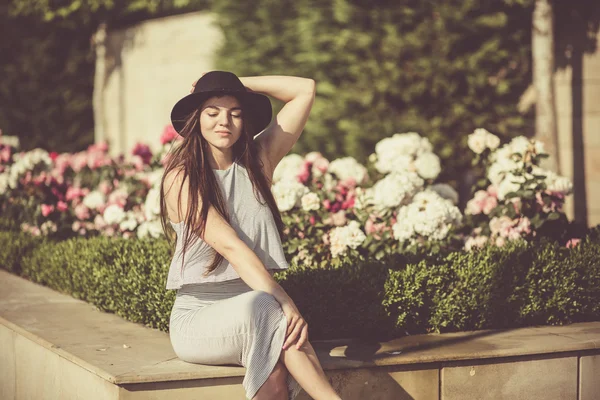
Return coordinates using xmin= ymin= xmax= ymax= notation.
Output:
xmin=160 ymin=71 xmax=341 ymax=400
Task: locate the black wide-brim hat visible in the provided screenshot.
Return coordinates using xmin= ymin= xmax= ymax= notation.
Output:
xmin=170 ymin=71 xmax=272 ymax=136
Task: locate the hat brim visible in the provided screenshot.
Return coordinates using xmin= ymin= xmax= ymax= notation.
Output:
xmin=170 ymin=90 xmax=272 ymax=135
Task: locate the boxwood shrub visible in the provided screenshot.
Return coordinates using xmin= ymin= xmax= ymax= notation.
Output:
xmin=1 ymin=230 xmax=599 ymax=339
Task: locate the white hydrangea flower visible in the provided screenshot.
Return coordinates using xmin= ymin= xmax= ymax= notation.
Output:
xmin=141 ymin=168 xmax=165 ymax=187
xmin=468 ymin=128 xmax=501 ymax=154
xmin=137 ymin=220 xmax=163 ymax=238
xmin=375 ymin=154 xmax=412 ymax=175
xmin=273 ymin=154 xmax=304 ymax=183
xmin=6 ymin=149 xmax=52 ymax=189
xmin=496 ymin=172 xmax=525 ymax=201
xmin=464 ymin=235 xmax=489 ymax=251
xmin=414 ymin=152 xmax=441 ymax=180
xmin=544 ymin=170 xmax=573 ymax=195
xmin=329 ymin=220 xmax=366 ymax=258
xmin=467 ymin=129 xmax=488 ymax=154
xmin=374 ymin=132 xmax=433 ymax=175
xmin=429 ymin=183 xmax=459 ymax=205
xmin=371 ymin=172 xmax=424 ymax=210
xmin=533 ymin=140 xmax=545 ymax=154
xmin=487 ymin=156 xmax=520 ymax=185
xmin=83 ymin=190 xmax=106 ymax=210
xmin=40 ymin=220 xmax=57 ymax=235
xmin=119 ymin=211 xmax=139 ymax=231
xmin=0 ymin=135 xmax=20 ymax=149
xmin=301 ymin=192 xmax=320 ymax=211
xmin=144 ymin=187 xmax=161 ymax=220
xmin=272 ymin=180 xmax=309 ymax=212
xmin=392 ymin=190 xmax=462 ymax=243
xmin=103 ymin=204 xmax=126 ymax=225
xmin=484 ymin=131 xmax=500 ymax=151
xmin=508 ymin=136 xmax=530 ymax=156
xmin=328 ymin=157 xmax=368 ymax=183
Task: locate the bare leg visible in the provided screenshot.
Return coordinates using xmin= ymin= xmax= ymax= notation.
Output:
xmin=253 ymin=361 xmax=288 ymax=400
xmin=280 ymin=341 xmax=341 ymax=400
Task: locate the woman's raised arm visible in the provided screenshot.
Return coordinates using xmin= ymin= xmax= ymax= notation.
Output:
xmin=239 ymin=75 xmax=316 ymax=178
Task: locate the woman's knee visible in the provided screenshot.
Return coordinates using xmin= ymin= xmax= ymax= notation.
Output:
xmin=243 ymin=291 xmax=281 ymax=316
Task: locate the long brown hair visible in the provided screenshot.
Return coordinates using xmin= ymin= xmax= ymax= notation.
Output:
xmin=159 ymin=95 xmax=284 ymax=276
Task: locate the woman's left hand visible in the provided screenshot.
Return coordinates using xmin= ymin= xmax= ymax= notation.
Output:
xmin=280 ymin=300 xmax=309 ymax=351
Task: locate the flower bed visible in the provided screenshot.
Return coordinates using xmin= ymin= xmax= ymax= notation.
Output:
xmin=0 ymin=126 xmax=584 ymax=268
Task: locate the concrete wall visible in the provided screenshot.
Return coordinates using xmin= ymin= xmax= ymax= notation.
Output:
xmin=93 ymin=12 xmax=222 ymax=158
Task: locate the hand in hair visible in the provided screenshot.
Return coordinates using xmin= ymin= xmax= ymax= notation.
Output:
xmin=189 ymin=72 xmax=207 ymax=93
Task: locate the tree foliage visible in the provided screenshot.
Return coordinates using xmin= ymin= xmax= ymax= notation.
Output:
xmin=212 ymin=0 xmax=536 ymax=178
xmin=0 ymin=0 xmax=208 ymax=152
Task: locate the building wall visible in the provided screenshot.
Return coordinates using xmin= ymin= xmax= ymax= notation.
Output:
xmin=94 ymin=12 xmax=222 ymax=157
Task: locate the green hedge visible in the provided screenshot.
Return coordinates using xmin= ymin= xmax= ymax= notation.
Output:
xmin=1 ymin=230 xmax=599 ymax=339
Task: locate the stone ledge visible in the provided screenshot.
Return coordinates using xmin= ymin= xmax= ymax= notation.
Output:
xmin=2 ymin=269 xmax=600 ymax=391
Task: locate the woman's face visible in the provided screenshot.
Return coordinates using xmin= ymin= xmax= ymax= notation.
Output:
xmin=199 ymin=95 xmax=244 ymax=151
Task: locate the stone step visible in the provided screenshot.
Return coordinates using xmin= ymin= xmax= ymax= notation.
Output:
xmin=1 ymin=269 xmax=599 ymax=400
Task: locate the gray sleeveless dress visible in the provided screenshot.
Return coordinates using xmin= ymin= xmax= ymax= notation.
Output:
xmin=166 ymin=162 xmax=301 ymax=399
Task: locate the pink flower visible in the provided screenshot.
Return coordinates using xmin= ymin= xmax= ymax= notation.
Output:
xmin=41 ymin=204 xmax=54 ymax=217
xmin=53 ymin=154 xmax=71 ymax=175
xmin=74 ymin=203 xmax=90 ymax=220
xmin=88 ymin=142 xmax=109 ymax=153
xmin=323 ymin=199 xmax=331 ymax=211
xmin=160 ymin=125 xmax=182 ymax=145
xmin=510 ymin=197 xmax=522 ymax=214
xmin=341 ymin=196 xmax=355 ymax=210
xmin=465 ymin=190 xmax=487 ymax=215
xmin=98 ymin=180 xmax=112 ymax=195
xmin=515 ymin=217 xmax=531 ymax=235
xmin=312 ymin=157 xmax=329 ymax=173
xmin=482 ymin=196 xmax=498 ymax=215
xmin=0 ymin=146 xmax=11 ymax=163
xmin=108 ymin=190 xmax=127 ymax=208
xmin=94 ymin=214 xmax=107 ymax=229
xmin=365 ymin=218 xmax=376 ymax=234
xmin=132 ymin=143 xmax=153 ymax=165
xmin=566 ymin=238 xmax=581 ymax=248
xmin=66 ymin=187 xmax=88 ymax=201
xmin=297 ymin=161 xmax=311 ymax=184
xmin=70 ymin=153 xmax=88 ymax=173
xmin=309 ymin=215 xmax=316 ymax=225
xmin=339 ymin=177 xmax=357 ymax=189
xmin=56 ymin=201 xmax=68 ymax=212
xmin=487 ymin=184 xmax=499 ymax=198
xmin=131 ymin=155 xmax=145 ymax=171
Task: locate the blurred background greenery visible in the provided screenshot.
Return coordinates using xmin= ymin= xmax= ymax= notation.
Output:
xmin=0 ymin=0 xmax=598 ymax=180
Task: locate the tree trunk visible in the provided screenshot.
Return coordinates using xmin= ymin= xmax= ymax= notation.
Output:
xmin=532 ymin=0 xmax=560 ymax=173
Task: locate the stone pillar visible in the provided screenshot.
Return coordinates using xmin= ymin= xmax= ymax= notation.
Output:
xmin=556 ymin=30 xmax=600 ymax=228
